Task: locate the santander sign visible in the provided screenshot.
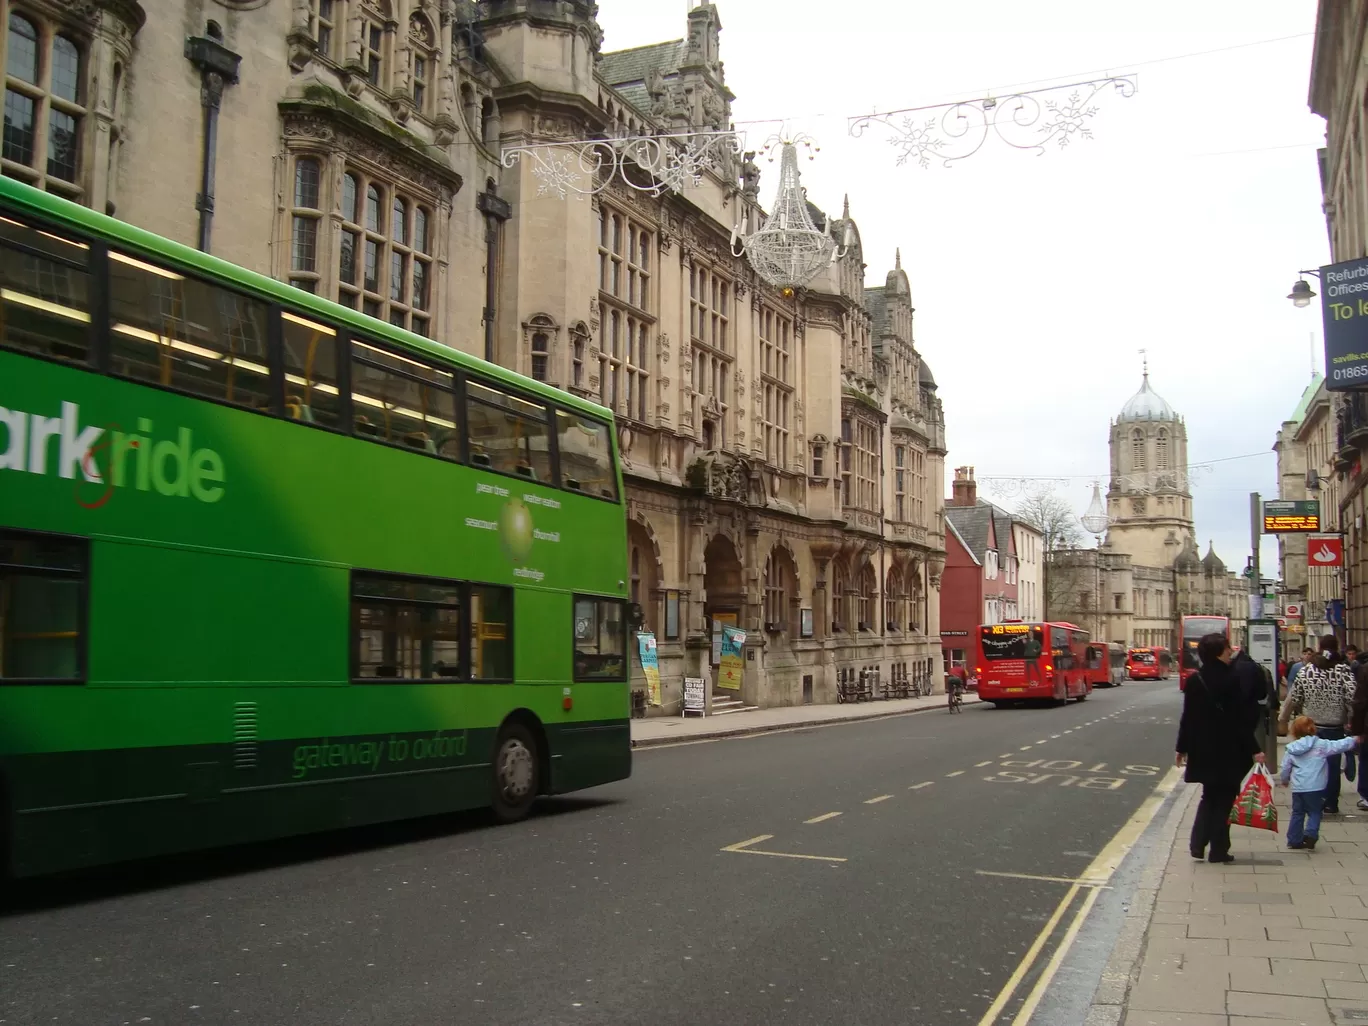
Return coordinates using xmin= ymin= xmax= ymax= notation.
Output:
xmin=1310 ymin=537 xmax=1344 ymax=567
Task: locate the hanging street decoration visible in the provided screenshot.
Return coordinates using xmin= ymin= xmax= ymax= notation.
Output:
xmin=847 ymin=75 xmax=1138 ymax=169
xmin=499 ymin=128 xmax=743 ymax=201
xmin=730 ymin=133 xmax=847 ymax=292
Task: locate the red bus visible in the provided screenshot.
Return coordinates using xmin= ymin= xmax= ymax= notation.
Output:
xmin=976 ymin=621 xmax=1092 ymax=706
xmin=1126 ymin=646 xmax=1173 ymax=681
xmin=1085 ymin=642 xmax=1112 ymax=689
xmin=1179 ymin=615 xmax=1231 ymax=690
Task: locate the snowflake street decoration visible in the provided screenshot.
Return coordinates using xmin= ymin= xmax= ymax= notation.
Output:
xmin=731 ymin=134 xmax=844 ymax=292
xmin=500 ymin=129 xmax=743 ymax=200
xmin=848 ymin=75 xmax=1137 ymax=169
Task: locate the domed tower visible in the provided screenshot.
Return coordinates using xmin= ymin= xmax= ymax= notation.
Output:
xmin=1104 ymin=361 xmax=1196 ymax=568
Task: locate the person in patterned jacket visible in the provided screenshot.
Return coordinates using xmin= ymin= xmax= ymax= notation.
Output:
xmin=1279 ymin=634 xmax=1355 ymax=814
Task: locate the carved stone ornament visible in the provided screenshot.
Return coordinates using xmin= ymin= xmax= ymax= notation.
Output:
xmin=280 ymin=111 xmax=453 ymax=198
xmin=57 ymin=0 xmax=147 ymax=30
xmin=657 ymin=332 xmax=670 ymax=365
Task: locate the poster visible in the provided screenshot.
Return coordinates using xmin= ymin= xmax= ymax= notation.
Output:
xmin=636 ymin=631 xmax=661 ymax=707
xmin=718 ymin=625 xmax=746 ymax=691
xmin=683 ymin=676 xmax=706 ymax=716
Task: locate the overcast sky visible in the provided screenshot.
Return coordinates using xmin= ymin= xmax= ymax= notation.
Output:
xmin=595 ymin=0 xmax=1327 ymax=582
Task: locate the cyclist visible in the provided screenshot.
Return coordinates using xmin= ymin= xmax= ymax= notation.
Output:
xmin=947 ymin=664 xmax=965 ymax=711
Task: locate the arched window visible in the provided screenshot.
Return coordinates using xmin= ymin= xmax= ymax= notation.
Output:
xmin=312 ymin=0 xmax=337 ymax=58
xmin=763 ymin=548 xmax=795 ymax=632
xmin=531 ymin=332 xmax=549 ymax=381
xmin=1155 ymin=429 xmax=1169 ymax=471
xmin=570 ymin=323 xmax=588 ymax=389
xmin=857 ymin=563 xmax=876 ymax=630
xmin=832 ymin=565 xmax=848 ymax=632
xmin=3 ymin=13 xmax=87 ymax=198
xmin=1131 ymin=429 xmax=1146 ymax=471
xmin=335 ymin=171 xmax=433 ymax=332
xmin=884 ymin=567 xmax=901 ymax=630
xmin=288 ymin=156 xmax=322 ymax=293
xmin=408 ymin=14 xmax=435 ymax=113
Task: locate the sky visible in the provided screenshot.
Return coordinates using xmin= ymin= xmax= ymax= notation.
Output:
xmin=594 ymin=0 xmax=1328 ymax=581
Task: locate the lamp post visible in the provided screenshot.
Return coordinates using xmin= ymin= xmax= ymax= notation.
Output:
xmin=1286 ymin=269 xmax=1322 ymax=309
xmin=1080 ymin=483 xmax=1111 ymax=642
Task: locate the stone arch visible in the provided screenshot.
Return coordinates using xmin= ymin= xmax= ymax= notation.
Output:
xmin=627 ymin=514 xmax=662 ymax=633
xmin=569 ymin=320 xmax=590 ymax=392
xmin=703 ymin=533 xmax=744 ymax=625
xmin=1131 ymin=427 xmax=1146 ymax=471
xmin=762 ymin=539 xmax=800 ymax=633
xmin=884 ymin=562 xmax=904 ymax=631
xmin=855 ymin=559 xmax=878 ymax=632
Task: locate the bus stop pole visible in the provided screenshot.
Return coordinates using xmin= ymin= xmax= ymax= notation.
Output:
xmin=1252 ymin=492 xmax=1278 ymax=774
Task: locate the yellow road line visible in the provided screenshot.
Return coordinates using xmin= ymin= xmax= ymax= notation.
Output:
xmin=805 ymin=812 xmax=842 ymax=824
xmin=864 ymin=794 xmax=893 ymax=804
xmin=975 ymin=764 xmax=1182 ymax=1026
xmin=975 ymin=870 xmax=1111 ymax=887
xmin=720 ymin=834 xmax=847 ymax=863
xmin=908 ymin=781 xmax=934 ymax=790
xmin=1011 ymin=885 xmax=1102 ymax=1025
xmin=946 ymin=770 xmax=965 ymax=778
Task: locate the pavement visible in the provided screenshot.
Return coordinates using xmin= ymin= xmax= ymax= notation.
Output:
xmin=0 ymin=681 xmax=1175 ymax=1026
xmin=630 ymin=689 xmax=972 ymax=746
xmin=1085 ymin=740 xmax=1368 ymax=1026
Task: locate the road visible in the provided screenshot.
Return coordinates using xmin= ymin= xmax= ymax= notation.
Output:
xmin=0 ymin=682 xmax=1182 ymax=1026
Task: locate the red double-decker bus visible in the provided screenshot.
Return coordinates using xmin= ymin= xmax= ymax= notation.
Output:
xmin=1126 ymin=646 xmax=1173 ymax=681
xmin=1179 ymin=615 xmax=1231 ymax=690
xmin=976 ymin=621 xmax=1092 ymax=706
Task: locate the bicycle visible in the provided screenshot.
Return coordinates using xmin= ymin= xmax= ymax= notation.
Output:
xmin=947 ymin=678 xmax=964 ymax=713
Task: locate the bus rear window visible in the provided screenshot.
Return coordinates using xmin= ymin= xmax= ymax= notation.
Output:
xmin=1129 ymin=650 xmax=1155 ymax=664
xmin=556 ymin=410 xmax=618 ymax=500
xmin=0 ymin=215 xmax=90 ymax=365
xmin=979 ymin=626 xmax=1043 ymax=660
xmin=1183 ymin=617 xmax=1227 ymax=638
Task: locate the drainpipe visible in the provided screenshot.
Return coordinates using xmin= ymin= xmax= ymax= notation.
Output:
xmin=476 ymin=185 xmax=511 ymax=364
xmin=185 ymin=30 xmax=241 ymax=253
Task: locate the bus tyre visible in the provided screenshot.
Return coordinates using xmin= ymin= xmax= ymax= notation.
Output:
xmin=490 ymin=721 xmax=540 ymax=823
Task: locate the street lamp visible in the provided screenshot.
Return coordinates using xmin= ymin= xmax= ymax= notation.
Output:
xmin=1287 ymin=270 xmax=1321 ymax=309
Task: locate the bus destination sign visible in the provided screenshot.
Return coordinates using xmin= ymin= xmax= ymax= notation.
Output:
xmin=1262 ymin=499 xmax=1321 ymax=533
xmin=987 ymin=623 xmax=1031 ymax=635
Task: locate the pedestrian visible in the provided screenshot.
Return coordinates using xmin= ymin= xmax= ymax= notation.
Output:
xmin=1177 ymin=632 xmax=1265 ymax=864
xmin=1280 ymin=714 xmax=1358 ymax=850
xmin=1348 ymin=645 xmax=1362 ymax=673
xmin=1278 ymin=634 xmax=1355 ymax=815
xmin=1231 ymin=647 xmax=1273 ymax=752
xmin=1286 ymin=647 xmax=1315 ymax=699
xmin=1349 ymin=662 xmax=1368 ymax=811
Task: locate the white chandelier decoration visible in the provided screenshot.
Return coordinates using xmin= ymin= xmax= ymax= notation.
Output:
xmin=848 ymin=75 xmax=1138 ymax=169
xmin=1080 ymin=482 xmax=1111 ymax=540
xmin=499 ymin=128 xmax=743 ymax=201
xmin=730 ymin=133 xmax=847 ymax=293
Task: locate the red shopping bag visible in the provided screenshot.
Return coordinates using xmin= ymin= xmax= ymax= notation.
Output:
xmin=1228 ymin=765 xmax=1278 ymax=832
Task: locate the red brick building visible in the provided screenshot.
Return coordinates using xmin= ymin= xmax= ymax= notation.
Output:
xmin=939 ymin=467 xmax=1020 ymax=667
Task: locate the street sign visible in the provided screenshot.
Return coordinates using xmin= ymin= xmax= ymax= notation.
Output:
xmin=1309 ymin=536 xmax=1344 ymax=566
xmin=1320 ymin=255 xmax=1368 ymax=390
xmin=1262 ymin=500 xmax=1321 ymax=533
xmin=1285 ymin=603 xmax=1303 ymax=618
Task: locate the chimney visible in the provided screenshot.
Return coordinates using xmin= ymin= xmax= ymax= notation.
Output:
xmin=951 ymin=466 xmax=977 ymax=507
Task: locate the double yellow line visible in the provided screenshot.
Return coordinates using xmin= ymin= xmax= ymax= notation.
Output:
xmin=976 ymin=765 xmax=1182 ymax=1026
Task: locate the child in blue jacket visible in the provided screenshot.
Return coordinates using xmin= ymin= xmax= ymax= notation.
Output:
xmin=1281 ymin=715 xmax=1359 ymax=849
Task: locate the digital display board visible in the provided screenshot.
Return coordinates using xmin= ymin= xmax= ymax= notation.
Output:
xmin=1262 ymin=500 xmax=1320 ymax=533
xmin=985 ymin=623 xmax=1031 ymax=635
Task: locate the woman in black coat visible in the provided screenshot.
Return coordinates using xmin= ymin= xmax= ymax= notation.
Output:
xmin=1176 ymin=633 xmax=1265 ymax=863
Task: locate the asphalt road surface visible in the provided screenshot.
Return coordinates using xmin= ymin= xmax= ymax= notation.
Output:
xmin=0 ymin=682 xmax=1183 ymax=1026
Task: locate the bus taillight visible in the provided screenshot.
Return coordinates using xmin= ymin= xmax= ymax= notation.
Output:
xmin=1045 ymin=664 xmax=1053 ymax=672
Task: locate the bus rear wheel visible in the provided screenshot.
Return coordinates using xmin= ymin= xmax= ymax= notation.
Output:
xmin=490 ymin=721 xmax=540 ymax=823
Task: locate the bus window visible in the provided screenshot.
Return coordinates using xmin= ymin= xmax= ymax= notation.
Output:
xmin=351 ymin=572 xmax=462 ymax=681
xmin=469 ymin=584 xmax=513 ymax=681
xmin=979 ymin=625 xmax=1042 ymax=660
xmin=0 ymin=529 xmax=87 ymax=682
xmin=0 ymin=215 xmax=90 ymax=364
xmin=280 ymin=311 xmax=343 ymax=430
xmin=350 ymin=338 xmax=458 ymax=458
xmin=556 ymin=409 xmax=618 ymax=500
xmin=109 ymin=251 xmax=271 ymax=409
xmin=466 ymin=378 xmax=553 ymax=483
xmin=574 ymin=595 xmax=627 ymax=681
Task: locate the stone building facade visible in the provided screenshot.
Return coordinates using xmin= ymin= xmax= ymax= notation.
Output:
xmin=15 ymin=0 xmax=947 ymax=709
xmin=1048 ymin=371 xmax=1247 ymax=647
xmin=1306 ymin=0 xmax=1368 ymax=645
xmin=1274 ymin=374 xmax=1339 ymax=643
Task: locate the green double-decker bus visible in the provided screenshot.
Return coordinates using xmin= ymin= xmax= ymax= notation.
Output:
xmin=0 ymin=176 xmax=631 ymax=878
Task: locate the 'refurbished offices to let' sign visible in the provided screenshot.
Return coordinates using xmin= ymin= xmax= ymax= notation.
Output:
xmin=1322 ymin=256 xmax=1368 ymax=389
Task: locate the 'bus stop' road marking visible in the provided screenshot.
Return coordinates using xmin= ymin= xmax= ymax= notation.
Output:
xmin=908 ymin=781 xmax=934 ymax=790
xmin=864 ymin=794 xmax=893 ymax=804
xmin=721 ymin=835 xmax=847 ymax=863
xmin=945 ymin=770 xmax=965 ymax=778
xmin=804 ymin=812 xmax=841 ymax=824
